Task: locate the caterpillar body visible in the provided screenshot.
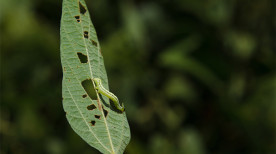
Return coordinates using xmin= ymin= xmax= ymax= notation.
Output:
xmin=93 ymin=78 xmax=125 ymax=112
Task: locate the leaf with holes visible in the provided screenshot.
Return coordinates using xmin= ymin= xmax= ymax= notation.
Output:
xmin=60 ymin=0 xmax=131 ymax=153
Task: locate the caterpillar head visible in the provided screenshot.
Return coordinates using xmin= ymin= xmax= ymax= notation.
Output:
xmin=93 ymin=78 xmax=101 ymax=85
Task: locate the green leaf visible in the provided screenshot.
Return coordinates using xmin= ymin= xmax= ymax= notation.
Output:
xmin=60 ymin=0 xmax=131 ymax=153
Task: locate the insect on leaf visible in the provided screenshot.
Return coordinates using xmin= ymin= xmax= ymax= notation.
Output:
xmin=60 ymin=0 xmax=131 ymax=153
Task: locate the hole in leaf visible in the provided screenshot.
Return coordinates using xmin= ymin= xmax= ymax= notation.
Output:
xmin=77 ymin=52 xmax=88 ymax=63
xmin=87 ymin=104 xmax=96 ymax=110
xmin=82 ymin=94 xmax=87 ymax=98
xmin=95 ymin=115 xmax=101 ymax=119
xmin=79 ymin=2 xmax=87 ymax=14
xmin=91 ymin=40 xmax=98 ymax=47
xmin=90 ymin=120 xmax=96 ymax=126
xmin=81 ymin=79 xmax=97 ymax=100
xmin=74 ymin=15 xmax=81 ymax=23
xmin=103 ymin=106 xmax=108 ymax=117
xmin=84 ymin=31 xmax=89 ymax=39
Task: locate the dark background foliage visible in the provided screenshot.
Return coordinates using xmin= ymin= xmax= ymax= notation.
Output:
xmin=1 ymin=0 xmax=275 ymax=153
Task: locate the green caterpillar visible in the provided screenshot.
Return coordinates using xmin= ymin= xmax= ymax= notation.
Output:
xmin=93 ymin=78 xmax=125 ymax=112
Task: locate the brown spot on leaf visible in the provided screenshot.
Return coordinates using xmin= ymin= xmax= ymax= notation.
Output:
xmin=87 ymin=104 xmax=96 ymax=110
xmin=77 ymin=52 xmax=88 ymax=63
xmin=91 ymin=40 xmax=98 ymax=47
xmin=95 ymin=115 xmax=101 ymax=119
xmin=82 ymin=94 xmax=87 ymax=98
xmin=84 ymin=31 xmax=88 ymax=39
xmin=90 ymin=120 xmax=96 ymax=126
xmin=79 ymin=2 xmax=87 ymax=14
xmin=74 ymin=15 xmax=81 ymax=23
xmin=103 ymin=106 xmax=108 ymax=117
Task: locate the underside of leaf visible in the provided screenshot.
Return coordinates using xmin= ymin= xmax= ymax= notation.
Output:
xmin=60 ymin=0 xmax=131 ymax=153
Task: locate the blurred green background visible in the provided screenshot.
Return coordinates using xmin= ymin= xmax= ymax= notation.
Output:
xmin=1 ymin=0 xmax=275 ymax=153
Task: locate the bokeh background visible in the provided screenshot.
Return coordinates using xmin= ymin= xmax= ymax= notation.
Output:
xmin=1 ymin=0 xmax=275 ymax=153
